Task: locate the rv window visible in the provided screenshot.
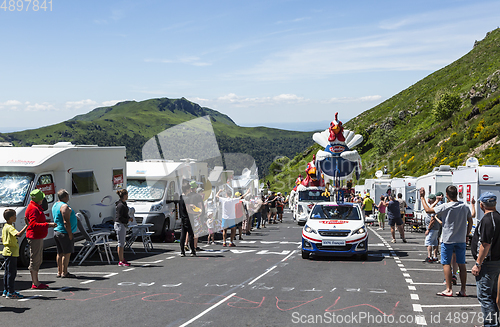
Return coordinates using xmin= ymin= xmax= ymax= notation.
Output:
xmin=113 ymin=169 xmax=124 ymax=190
xmin=0 ymin=172 xmax=34 ymax=207
xmin=166 ymin=181 xmax=176 ymax=201
xmin=36 ymin=174 xmax=55 ymax=203
xmin=127 ymin=179 xmax=167 ymax=201
xmin=72 ymin=171 xmax=100 ymax=195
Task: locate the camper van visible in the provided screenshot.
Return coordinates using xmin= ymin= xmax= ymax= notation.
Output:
xmin=0 ymin=143 xmax=127 ymax=266
xmin=391 ymin=177 xmax=417 ymax=217
xmin=414 ymin=165 xmax=454 ymax=223
xmin=364 ymin=178 xmax=392 ymax=203
xmin=126 ymin=160 xmax=209 ymax=235
xmin=354 ymin=184 xmax=365 ymax=196
xmin=452 ymin=158 xmax=500 ymax=234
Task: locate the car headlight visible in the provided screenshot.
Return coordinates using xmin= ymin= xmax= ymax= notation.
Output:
xmin=304 ymin=225 xmax=317 ymax=234
xmin=353 ymin=226 xmax=366 ymax=235
xmin=150 ymin=203 xmax=163 ymax=212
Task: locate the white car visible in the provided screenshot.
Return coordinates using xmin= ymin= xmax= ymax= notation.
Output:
xmin=301 ymin=202 xmax=368 ymax=260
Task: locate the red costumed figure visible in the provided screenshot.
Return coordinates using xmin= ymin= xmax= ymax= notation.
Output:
xmin=328 ymin=112 xmax=345 ymax=143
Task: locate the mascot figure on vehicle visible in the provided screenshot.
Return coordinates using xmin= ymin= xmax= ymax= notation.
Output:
xmin=313 ymin=112 xmax=363 ymax=181
xmin=301 ymin=155 xmax=325 ymax=188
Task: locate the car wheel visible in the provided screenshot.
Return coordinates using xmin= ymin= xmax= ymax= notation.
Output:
xmin=301 ymin=250 xmax=309 ymax=259
xmin=19 ymin=238 xmax=30 ymax=267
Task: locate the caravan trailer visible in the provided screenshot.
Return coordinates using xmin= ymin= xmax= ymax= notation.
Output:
xmin=414 ymin=165 xmax=454 ymax=223
xmin=0 ymin=143 xmax=127 ymax=266
xmin=452 ymin=158 xmax=500 ymax=234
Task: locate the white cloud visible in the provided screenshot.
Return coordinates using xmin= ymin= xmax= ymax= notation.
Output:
xmin=212 ymin=93 xmax=308 ymax=107
xmin=101 ymin=99 xmax=127 ymax=107
xmin=25 ymin=102 xmax=57 ymax=112
xmin=1 ymin=100 xmax=22 ymax=106
xmin=145 ymin=56 xmax=211 ymax=67
xmin=65 ymin=99 xmax=97 ymax=110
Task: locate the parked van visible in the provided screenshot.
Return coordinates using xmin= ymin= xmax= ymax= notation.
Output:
xmin=0 ymin=142 xmax=127 ymax=266
xmin=452 ymin=158 xmax=500 ymax=234
xmin=414 ymin=165 xmax=454 ymax=223
xmin=364 ymin=177 xmax=392 ymax=203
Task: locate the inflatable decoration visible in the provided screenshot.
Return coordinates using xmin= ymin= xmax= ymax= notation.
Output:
xmin=300 ymin=155 xmax=325 ymax=188
xmin=312 ymin=112 xmax=363 ymax=181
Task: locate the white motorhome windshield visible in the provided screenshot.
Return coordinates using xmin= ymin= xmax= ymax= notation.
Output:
xmin=0 ymin=172 xmax=35 ymax=207
xmin=127 ymin=179 xmax=167 ymax=201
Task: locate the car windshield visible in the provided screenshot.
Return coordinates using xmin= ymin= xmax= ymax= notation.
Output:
xmin=0 ymin=172 xmax=35 ymax=207
xmin=310 ymin=205 xmax=361 ymax=220
xmin=298 ymin=190 xmax=329 ymax=201
xmin=127 ymin=179 xmax=167 ymax=201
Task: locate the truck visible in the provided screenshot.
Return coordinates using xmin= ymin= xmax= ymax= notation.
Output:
xmin=413 ymin=165 xmax=454 ymax=225
xmin=126 ymin=159 xmax=209 ymax=235
xmin=452 ymin=158 xmax=500 ymax=235
xmin=0 ymin=142 xmax=127 ymax=266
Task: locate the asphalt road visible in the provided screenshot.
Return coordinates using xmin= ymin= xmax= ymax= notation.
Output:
xmin=0 ymin=210 xmax=486 ymax=326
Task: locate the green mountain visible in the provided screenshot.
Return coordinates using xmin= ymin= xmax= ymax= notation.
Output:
xmin=0 ymin=97 xmax=314 ymax=177
xmin=266 ymin=28 xmax=500 ymax=194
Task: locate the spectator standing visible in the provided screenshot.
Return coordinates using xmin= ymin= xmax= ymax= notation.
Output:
xmin=179 ymin=183 xmax=197 ymax=256
xmin=471 ymin=192 xmax=500 ymax=326
xmin=423 ymin=194 xmax=440 ymax=263
xmin=2 ymin=209 xmax=28 ymax=299
xmin=397 ymin=193 xmax=408 ymax=225
xmin=216 ymin=189 xmax=239 ymax=247
xmin=361 ymin=193 xmax=375 ymax=218
xmin=386 ymin=195 xmax=407 ymax=243
xmin=267 ymin=191 xmax=278 ymax=224
xmin=376 ymin=195 xmax=387 ymax=230
xmin=25 ymin=189 xmax=57 ymax=289
xmin=420 ymin=186 xmax=475 ymax=297
xmin=277 ymin=192 xmax=284 ymax=223
xmin=115 ymin=189 xmax=133 ymax=266
xmin=52 ymin=189 xmax=78 ymax=278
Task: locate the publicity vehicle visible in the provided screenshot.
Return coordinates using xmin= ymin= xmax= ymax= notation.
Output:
xmin=294 ymin=186 xmax=329 ymax=225
xmin=301 ymin=201 xmax=368 ymax=260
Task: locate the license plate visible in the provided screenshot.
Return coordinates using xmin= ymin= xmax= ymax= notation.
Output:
xmin=322 ymin=240 xmax=345 ymax=246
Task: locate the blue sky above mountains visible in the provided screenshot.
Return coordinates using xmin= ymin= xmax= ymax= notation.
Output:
xmin=1 ymin=0 xmax=499 ymax=132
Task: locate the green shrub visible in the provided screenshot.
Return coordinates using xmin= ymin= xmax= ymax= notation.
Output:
xmin=432 ymin=93 xmax=462 ymax=121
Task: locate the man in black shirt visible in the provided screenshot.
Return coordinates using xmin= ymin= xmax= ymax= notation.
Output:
xmin=471 ymin=192 xmax=500 ymax=326
xmin=179 ymin=183 xmax=196 ymax=257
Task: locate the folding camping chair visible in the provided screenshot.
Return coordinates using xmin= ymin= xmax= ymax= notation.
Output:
xmin=73 ymin=213 xmax=114 ymax=265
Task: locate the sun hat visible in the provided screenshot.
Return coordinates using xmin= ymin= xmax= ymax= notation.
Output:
xmin=190 ymin=181 xmax=197 ymax=189
xmin=30 ymin=189 xmax=45 ymax=203
xmin=235 ymin=192 xmax=241 ymax=197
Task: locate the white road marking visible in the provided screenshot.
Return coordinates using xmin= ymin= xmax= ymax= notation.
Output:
xmin=165 ymin=256 xmax=175 ymax=260
xmin=133 ymin=259 xmax=163 ymax=264
xmin=408 ymin=286 xmax=417 ymax=291
xmin=405 ymin=268 xmax=444 ymax=272
xmin=248 ymin=266 xmax=277 ymax=285
xmin=406 ymin=279 xmax=414 ymax=284
xmin=80 ymin=280 xmax=96 ymax=284
xmin=179 ymin=293 xmax=237 ymax=327
xmin=403 ymin=273 xmax=411 ymax=277
xmin=413 ymin=304 xmax=423 ymax=312
xmin=420 ymin=304 xmax=481 ymax=308
xmin=103 ymin=273 xmax=119 ymax=278
xmin=18 ymin=295 xmax=42 ymax=302
xmin=123 ymin=268 xmax=135 ymax=272
xmin=415 ymin=315 xmax=427 ymax=326
xmin=411 ymin=293 xmax=420 ymax=300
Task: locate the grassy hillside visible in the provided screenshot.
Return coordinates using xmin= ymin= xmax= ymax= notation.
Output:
xmin=0 ymin=97 xmax=314 ymax=176
xmin=265 ymin=28 xmax=500 ymax=194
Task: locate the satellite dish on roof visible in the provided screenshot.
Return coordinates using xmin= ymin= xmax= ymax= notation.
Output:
xmin=466 ymin=157 xmax=479 ymax=167
xmin=375 ymin=170 xmax=383 ymax=178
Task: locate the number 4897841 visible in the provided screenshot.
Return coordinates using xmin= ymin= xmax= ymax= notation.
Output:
xmin=1 ymin=0 xmax=53 ymax=11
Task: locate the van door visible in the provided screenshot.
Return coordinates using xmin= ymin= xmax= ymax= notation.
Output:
xmin=35 ymin=173 xmax=56 ymax=241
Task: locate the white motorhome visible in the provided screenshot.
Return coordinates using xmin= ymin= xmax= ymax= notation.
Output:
xmin=354 ymin=184 xmax=365 ymax=196
xmin=127 ymin=160 xmax=190 ymax=235
xmin=391 ymin=177 xmax=417 ymax=216
xmin=452 ymin=158 xmax=500 ymax=234
xmin=414 ymin=165 xmax=454 ymax=223
xmin=364 ymin=177 xmax=392 ymax=203
xmin=294 ymin=185 xmax=329 ymax=225
xmin=0 ymin=142 xmax=127 ymax=266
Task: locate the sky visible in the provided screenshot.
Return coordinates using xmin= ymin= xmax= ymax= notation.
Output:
xmin=0 ymin=0 xmax=499 ymax=133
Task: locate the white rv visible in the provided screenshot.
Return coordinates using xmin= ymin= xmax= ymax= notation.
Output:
xmin=414 ymin=165 xmax=454 ymax=223
xmin=0 ymin=142 xmax=127 ymax=266
xmin=354 ymin=184 xmax=365 ymax=196
xmin=452 ymin=158 xmax=500 ymax=234
xmin=126 ymin=160 xmax=209 ymax=235
xmin=364 ymin=177 xmax=392 ymax=203
xmin=391 ymin=177 xmax=417 ymax=216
